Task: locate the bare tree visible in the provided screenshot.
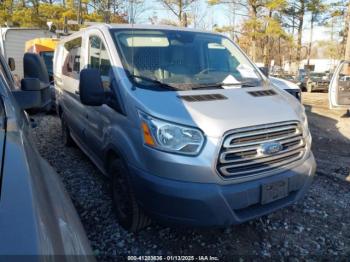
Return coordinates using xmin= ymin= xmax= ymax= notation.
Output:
xmin=158 ymin=0 xmax=197 ymax=26
xmin=209 ymin=0 xmax=265 ymax=61
xmin=306 ymin=0 xmax=328 ymax=66
xmin=126 ymin=0 xmax=150 ymax=23
xmin=295 ymin=0 xmax=306 ymax=67
xmin=345 ymin=1 xmax=350 ymax=60
xmin=189 ymin=0 xmax=209 ymax=29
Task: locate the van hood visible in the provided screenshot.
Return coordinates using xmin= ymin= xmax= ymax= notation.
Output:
xmin=134 ymin=86 xmax=303 ymax=138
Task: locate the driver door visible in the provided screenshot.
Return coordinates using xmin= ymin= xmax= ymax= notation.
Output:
xmin=329 ymin=61 xmax=350 ymax=109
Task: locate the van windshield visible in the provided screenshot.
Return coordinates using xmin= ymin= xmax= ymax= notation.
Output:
xmin=111 ymin=29 xmax=262 ymax=90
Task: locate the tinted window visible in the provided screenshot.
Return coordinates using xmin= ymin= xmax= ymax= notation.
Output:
xmin=88 ymin=35 xmax=112 ymax=88
xmin=62 ymin=37 xmax=82 ymax=79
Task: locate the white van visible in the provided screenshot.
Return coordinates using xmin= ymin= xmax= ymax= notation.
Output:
xmin=329 ymin=60 xmax=350 ymax=109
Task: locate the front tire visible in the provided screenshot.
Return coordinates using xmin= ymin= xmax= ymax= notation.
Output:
xmin=110 ymin=159 xmax=151 ymax=232
xmin=61 ymin=113 xmax=74 ymax=146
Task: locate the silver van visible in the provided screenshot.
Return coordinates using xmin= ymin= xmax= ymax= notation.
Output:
xmin=54 ymin=24 xmax=316 ymax=232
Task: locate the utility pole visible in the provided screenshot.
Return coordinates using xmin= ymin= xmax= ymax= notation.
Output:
xmin=289 ymin=3 xmax=295 ymax=72
xmin=307 ymin=14 xmax=314 ymax=67
xmin=77 ymin=0 xmax=82 ymax=25
xmin=64 ymin=16 xmax=68 ymax=34
xmin=345 ymin=1 xmax=350 ymax=60
xmin=179 ymin=0 xmax=183 ymax=26
xmin=129 ymin=0 xmax=134 ymax=24
xmin=231 ymin=1 xmax=237 ymax=40
xmin=183 ymin=12 xmax=188 ymax=27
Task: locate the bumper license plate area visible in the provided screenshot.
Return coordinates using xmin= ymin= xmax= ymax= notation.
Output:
xmin=261 ymin=179 xmax=288 ymax=205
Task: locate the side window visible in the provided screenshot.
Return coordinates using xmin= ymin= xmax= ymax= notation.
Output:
xmin=0 ymin=56 xmax=15 ymax=89
xmin=62 ymin=37 xmax=82 ymax=79
xmin=88 ymin=35 xmax=112 ymax=88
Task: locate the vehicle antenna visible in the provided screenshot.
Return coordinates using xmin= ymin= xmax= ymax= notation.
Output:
xmin=130 ymin=0 xmax=135 ymax=89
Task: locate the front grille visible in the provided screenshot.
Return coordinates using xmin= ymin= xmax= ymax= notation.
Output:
xmin=217 ymin=121 xmax=306 ymax=178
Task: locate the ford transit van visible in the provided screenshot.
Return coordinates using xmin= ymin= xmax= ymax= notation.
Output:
xmin=54 ymin=24 xmax=316 ymax=232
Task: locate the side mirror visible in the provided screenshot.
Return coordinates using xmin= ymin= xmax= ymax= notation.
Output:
xmin=12 ymin=78 xmax=46 ymax=110
xmin=23 ymin=53 xmax=50 ymax=84
xmin=79 ymin=68 xmax=105 ymax=106
xmin=21 ymin=78 xmax=41 ymax=91
xmin=11 ymin=53 xmax=51 ymax=110
xmin=259 ymin=67 xmax=269 ymax=77
xmin=8 ymin=57 xmax=15 ymax=71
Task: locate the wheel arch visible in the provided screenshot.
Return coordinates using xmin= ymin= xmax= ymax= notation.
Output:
xmin=104 ymin=145 xmax=125 ymax=174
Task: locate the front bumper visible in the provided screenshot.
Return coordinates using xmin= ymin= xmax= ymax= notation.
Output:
xmin=310 ymin=84 xmax=329 ymax=91
xmin=129 ymin=153 xmax=316 ymax=227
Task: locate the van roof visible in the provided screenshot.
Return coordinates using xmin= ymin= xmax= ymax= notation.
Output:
xmin=58 ymin=23 xmax=224 ymax=44
xmin=105 ymin=24 xmax=220 ymax=34
xmin=77 ymin=23 xmax=221 ymax=35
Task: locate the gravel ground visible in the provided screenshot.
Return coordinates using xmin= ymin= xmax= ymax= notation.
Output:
xmin=302 ymin=93 xmax=350 ymax=181
xmin=32 ymin=93 xmax=350 ymax=260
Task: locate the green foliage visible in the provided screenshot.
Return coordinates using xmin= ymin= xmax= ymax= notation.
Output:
xmin=266 ymin=0 xmax=287 ymax=11
xmin=0 ymin=0 xmax=126 ymax=29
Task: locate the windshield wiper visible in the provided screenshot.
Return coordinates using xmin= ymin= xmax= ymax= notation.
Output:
xmin=190 ymin=81 xmax=259 ymax=89
xmin=129 ymin=75 xmax=176 ymax=90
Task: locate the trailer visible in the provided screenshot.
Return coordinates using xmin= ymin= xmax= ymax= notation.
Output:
xmin=0 ymin=28 xmax=53 ymax=80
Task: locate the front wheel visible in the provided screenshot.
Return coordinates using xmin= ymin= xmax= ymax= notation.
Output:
xmin=110 ymin=159 xmax=151 ymax=232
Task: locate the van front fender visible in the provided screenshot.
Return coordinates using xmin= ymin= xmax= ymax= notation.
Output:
xmin=102 ymin=125 xmax=146 ymax=174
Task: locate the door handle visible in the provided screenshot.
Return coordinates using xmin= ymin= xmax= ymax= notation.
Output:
xmin=75 ymin=90 xmax=80 ymax=95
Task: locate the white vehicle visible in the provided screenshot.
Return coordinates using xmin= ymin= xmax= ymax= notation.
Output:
xmin=270 ymin=76 xmax=301 ymax=101
xmin=329 ymin=60 xmax=350 ymax=109
xmin=0 ymin=28 xmax=53 ymax=80
xmin=257 ymin=67 xmax=301 ymax=101
xmin=54 ymin=24 xmax=316 ymax=231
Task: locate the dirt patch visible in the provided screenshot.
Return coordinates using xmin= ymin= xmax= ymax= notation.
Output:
xmin=303 ymin=92 xmax=350 ymax=180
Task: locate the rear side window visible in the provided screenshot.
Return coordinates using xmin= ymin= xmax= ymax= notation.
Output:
xmin=88 ymin=35 xmax=112 ymax=88
xmin=0 ymin=56 xmax=15 ymax=89
xmin=62 ymin=37 xmax=82 ymax=79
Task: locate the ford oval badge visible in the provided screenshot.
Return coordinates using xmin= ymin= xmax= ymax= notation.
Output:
xmin=258 ymin=142 xmax=283 ymax=156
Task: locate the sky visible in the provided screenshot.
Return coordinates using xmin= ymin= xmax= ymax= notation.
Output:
xmin=133 ymin=0 xmax=342 ymax=44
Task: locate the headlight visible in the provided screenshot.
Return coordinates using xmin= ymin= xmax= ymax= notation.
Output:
xmin=300 ymin=108 xmax=311 ymax=139
xmin=139 ymin=112 xmax=205 ymax=155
